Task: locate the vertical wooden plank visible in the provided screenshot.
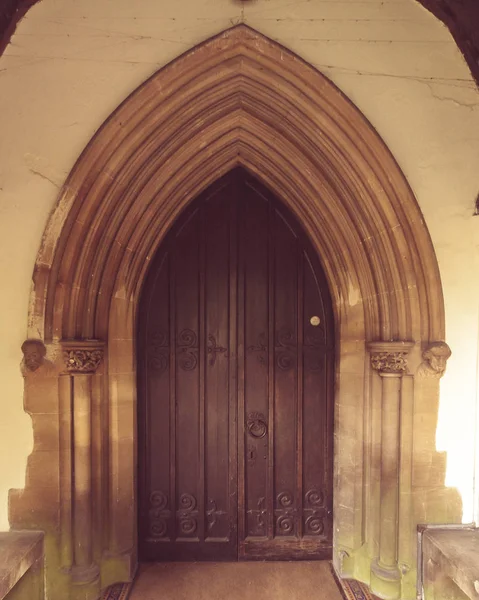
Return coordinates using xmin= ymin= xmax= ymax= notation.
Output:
xmin=297 ymin=247 xmax=304 ymax=539
xmin=137 ymin=299 xmax=146 ymax=550
xmin=228 ymin=189 xmax=239 ymax=552
xmin=204 ymin=190 xmax=235 ymax=549
xmin=237 ymin=185 xmax=246 ymax=552
xmin=174 ymin=216 xmax=201 ymax=546
xmin=322 ymin=252 xmax=335 ymax=537
xmin=272 ymin=211 xmax=298 ymax=540
xmin=302 ymin=248 xmax=331 ymax=542
xmin=198 ymin=206 xmax=206 ymax=543
xmin=137 ymin=263 xmax=149 ymax=554
xmin=169 ymin=251 xmax=177 ymax=540
xmin=267 ymin=200 xmax=275 ymax=540
xmin=326 ymin=330 xmax=335 ymax=534
xmin=242 ymin=188 xmax=270 ymax=545
xmin=144 ymin=257 xmax=171 ymax=549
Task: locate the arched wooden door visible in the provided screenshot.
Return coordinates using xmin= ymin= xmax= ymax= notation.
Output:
xmin=138 ymin=169 xmax=334 ymax=561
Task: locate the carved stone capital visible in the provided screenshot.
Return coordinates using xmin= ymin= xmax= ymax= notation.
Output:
xmin=61 ymin=340 xmax=105 ymax=374
xmin=368 ymin=341 xmax=415 ymax=375
xmin=417 ymin=341 xmax=451 ymax=379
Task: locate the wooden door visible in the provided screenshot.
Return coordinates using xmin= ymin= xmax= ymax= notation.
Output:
xmin=138 ymin=169 xmax=334 ymax=562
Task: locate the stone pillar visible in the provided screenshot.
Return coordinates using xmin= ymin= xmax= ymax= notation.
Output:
xmin=368 ymin=341 xmax=414 ymax=600
xmin=62 ymin=340 xmax=104 ymax=586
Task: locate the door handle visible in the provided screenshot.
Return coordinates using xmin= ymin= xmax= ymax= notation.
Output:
xmin=247 ymin=412 xmax=268 ymax=438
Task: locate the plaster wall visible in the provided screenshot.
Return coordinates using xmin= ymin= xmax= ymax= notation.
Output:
xmin=0 ymin=0 xmax=478 ymax=532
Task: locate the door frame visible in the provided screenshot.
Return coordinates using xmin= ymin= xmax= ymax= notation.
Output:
xmin=13 ymin=25 xmax=453 ymax=600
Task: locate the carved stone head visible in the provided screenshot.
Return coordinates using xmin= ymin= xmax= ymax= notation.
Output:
xmin=422 ymin=341 xmax=451 ymax=375
xmin=21 ymin=339 xmax=47 ymax=372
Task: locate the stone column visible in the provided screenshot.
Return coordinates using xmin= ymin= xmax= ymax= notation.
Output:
xmin=368 ymin=341 xmax=414 ymax=600
xmin=62 ymin=340 xmax=104 ymax=585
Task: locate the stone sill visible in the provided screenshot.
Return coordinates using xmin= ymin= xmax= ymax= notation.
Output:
xmin=423 ymin=527 xmax=479 ymax=600
xmin=0 ymin=531 xmax=44 ymax=600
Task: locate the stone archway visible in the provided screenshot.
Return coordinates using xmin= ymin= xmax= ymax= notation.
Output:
xmin=11 ymin=25 xmax=457 ymax=600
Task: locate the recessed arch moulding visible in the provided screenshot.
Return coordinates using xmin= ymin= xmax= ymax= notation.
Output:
xmin=11 ymin=25 xmax=460 ymax=600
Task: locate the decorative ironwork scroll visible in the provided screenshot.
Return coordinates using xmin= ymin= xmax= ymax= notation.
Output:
xmin=177 ymin=329 xmax=198 ymax=371
xmin=275 ymin=491 xmax=297 ymax=535
xmin=206 ymin=499 xmax=227 ymax=531
xmin=303 ymin=488 xmax=326 ymax=536
xmin=248 ymin=328 xmax=331 ymax=373
xmin=148 ymin=330 xmax=169 ymax=373
xmin=207 ymin=334 xmax=227 ymax=366
xmin=247 ymin=333 xmax=267 ymax=365
xmin=148 ymin=490 xmax=171 ymax=540
xmin=177 ymin=493 xmax=198 ymax=535
xmin=247 ymin=496 xmax=267 ymax=536
xmin=275 ymin=329 xmax=296 ymax=372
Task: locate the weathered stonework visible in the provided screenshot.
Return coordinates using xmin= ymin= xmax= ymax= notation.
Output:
xmin=62 ymin=341 xmax=104 ymax=374
xmin=417 ymin=341 xmax=452 ymax=379
xmin=370 ymin=349 xmax=411 ymax=375
xmin=368 ymin=341 xmax=415 ymax=599
xmin=20 ymin=339 xmax=56 ymax=377
xmin=9 ymin=26 xmax=460 ymax=600
xmin=2 ymin=1 xmax=479 ymax=86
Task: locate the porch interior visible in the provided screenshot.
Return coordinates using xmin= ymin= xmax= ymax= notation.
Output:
xmin=128 ymin=561 xmax=343 ymax=600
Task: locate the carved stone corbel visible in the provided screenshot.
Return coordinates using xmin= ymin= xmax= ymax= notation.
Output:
xmin=368 ymin=341 xmax=414 ymax=599
xmin=60 ymin=340 xmax=104 ymax=585
xmin=20 ymin=338 xmax=56 ymax=376
xmin=417 ymin=341 xmax=451 ymax=379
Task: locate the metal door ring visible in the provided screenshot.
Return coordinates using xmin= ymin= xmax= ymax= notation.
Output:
xmin=247 ymin=412 xmax=268 ymax=438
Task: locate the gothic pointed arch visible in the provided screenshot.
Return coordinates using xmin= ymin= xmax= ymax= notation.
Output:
xmin=31 ymin=24 xmax=443 ymax=346
xmin=14 ymin=26 xmax=455 ymax=600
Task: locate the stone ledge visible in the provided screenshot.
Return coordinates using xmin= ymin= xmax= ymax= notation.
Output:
xmin=0 ymin=530 xmax=44 ymax=599
xmin=423 ymin=528 xmax=479 ymax=600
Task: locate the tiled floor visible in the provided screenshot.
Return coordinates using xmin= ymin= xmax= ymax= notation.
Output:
xmin=128 ymin=561 xmax=343 ymax=600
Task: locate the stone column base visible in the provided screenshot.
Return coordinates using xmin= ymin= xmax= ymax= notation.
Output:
xmin=370 ymin=559 xmax=401 ymax=600
xmin=71 ymin=563 xmax=100 ymax=585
